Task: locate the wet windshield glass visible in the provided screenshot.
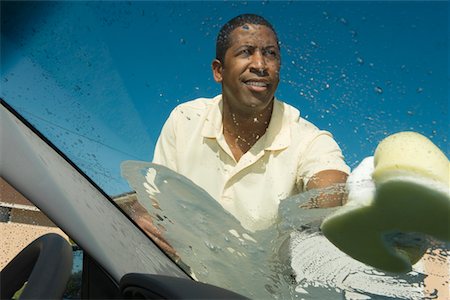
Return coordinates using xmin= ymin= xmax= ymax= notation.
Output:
xmin=2 ymin=1 xmax=448 ymax=299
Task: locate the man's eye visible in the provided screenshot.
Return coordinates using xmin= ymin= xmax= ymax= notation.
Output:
xmin=264 ymin=49 xmax=278 ymax=58
xmin=239 ymin=49 xmax=251 ymax=56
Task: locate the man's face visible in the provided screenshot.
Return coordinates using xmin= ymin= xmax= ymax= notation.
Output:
xmin=213 ymin=24 xmax=281 ymax=115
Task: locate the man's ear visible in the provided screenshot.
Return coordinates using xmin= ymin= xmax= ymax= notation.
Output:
xmin=212 ymin=59 xmax=223 ymax=83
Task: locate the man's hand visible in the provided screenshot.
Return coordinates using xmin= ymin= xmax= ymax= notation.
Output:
xmin=134 ymin=212 xmax=178 ymax=258
xmin=303 ymin=170 xmax=349 ymax=208
xmin=119 ymin=198 xmax=178 ymax=258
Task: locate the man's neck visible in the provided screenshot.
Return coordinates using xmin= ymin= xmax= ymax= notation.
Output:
xmin=222 ymin=99 xmax=273 ymax=161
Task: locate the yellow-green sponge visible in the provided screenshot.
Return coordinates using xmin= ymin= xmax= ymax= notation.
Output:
xmin=321 ymin=132 xmax=449 ymax=273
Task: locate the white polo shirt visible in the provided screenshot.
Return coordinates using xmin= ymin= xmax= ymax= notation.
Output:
xmin=153 ymin=95 xmax=350 ymax=231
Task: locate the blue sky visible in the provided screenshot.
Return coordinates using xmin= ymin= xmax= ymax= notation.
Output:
xmin=1 ymin=1 xmax=448 ymax=195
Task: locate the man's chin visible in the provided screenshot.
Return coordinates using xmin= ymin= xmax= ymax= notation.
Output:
xmin=250 ymin=91 xmax=274 ymax=103
xmin=245 ymin=95 xmax=274 ymax=111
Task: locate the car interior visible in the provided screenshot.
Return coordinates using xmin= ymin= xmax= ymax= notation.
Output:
xmin=1 ymin=99 xmax=247 ymax=299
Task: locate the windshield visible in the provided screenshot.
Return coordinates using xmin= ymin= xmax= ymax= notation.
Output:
xmin=2 ymin=1 xmax=448 ymax=299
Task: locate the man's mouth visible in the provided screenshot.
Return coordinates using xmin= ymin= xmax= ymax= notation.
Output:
xmin=244 ymin=80 xmax=269 ymax=92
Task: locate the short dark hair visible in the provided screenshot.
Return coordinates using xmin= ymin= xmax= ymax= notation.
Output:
xmin=215 ymin=14 xmax=279 ymax=64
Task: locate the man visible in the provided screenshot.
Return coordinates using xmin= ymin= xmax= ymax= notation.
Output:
xmin=152 ymin=14 xmax=350 ymax=232
xmin=130 ymin=15 xmax=447 ymax=298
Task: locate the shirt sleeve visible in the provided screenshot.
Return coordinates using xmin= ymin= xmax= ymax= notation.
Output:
xmin=296 ymin=131 xmax=350 ymax=191
xmin=152 ymin=109 xmax=178 ymax=171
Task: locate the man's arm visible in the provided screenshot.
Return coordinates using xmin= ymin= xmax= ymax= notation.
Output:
xmin=153 ymin=109 xmax=178 ymax=170
xmin=304 ymin=170 xmax=349 ymax=208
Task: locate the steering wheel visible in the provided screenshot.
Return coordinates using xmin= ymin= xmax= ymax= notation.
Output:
xmin=0 ymin=233 xmax=73 ymax=299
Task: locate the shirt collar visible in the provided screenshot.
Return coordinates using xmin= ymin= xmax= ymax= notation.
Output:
xmin=264 ymin=98 xmax=292 ymax=151
xmin=201 ymin=95 xmax=223 ymax=139
xmin=201 ymin=95 xmax=293 ymax=151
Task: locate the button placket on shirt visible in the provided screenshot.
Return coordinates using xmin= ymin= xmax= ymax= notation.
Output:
xmin=213 ymin=134 xmax=236 ymax=204
xmin=220 ymin=148 xmax=267 ymax=205
xmin=214 ymin=122 xmax=269 ymax=206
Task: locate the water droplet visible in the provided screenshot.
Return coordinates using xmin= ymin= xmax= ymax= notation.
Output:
xmin=374 ymin=86 xmax=383 ymax=94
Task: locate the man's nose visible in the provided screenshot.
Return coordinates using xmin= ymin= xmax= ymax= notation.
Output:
xmin=250 ymin=51 xmax=267 ymax=75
